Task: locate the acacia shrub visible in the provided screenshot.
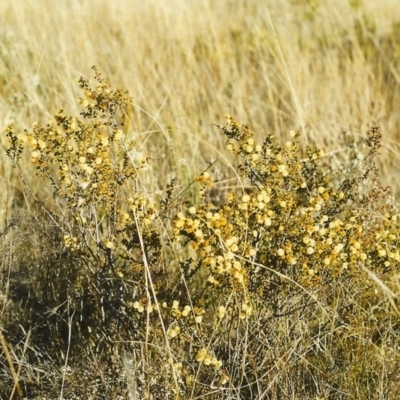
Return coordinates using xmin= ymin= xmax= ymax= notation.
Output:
xmin=2 ymin=68 xmax=400 ymax=399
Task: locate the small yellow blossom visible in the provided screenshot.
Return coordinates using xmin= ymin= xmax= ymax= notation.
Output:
xmin=334 ymin=243 xmax=344 ymax=253
xmin=217 ymin=306 xmax=226 ymax=319
xmin=307 ymin=247 xmax=315 ymax=255
xmin=195 ymin=348 xmax=208 ymax=362
xmin=172 ymin=300 xmax=180 ymax=309
xmin=220 ymin=374 xmax=229 ymax=385
xmin=208 ymin=275 xmax=219 ymax=285
xmin=133 ymin=301 xmax=144 ymax=313
xmin=167 ymin=325 xmax=180 ymax=338
xmin=378 ymin=249 xmax=387 ymax=257
xmin=182 ymin=305 xmax=191 ymax=317
xmin=264 ymin=217 xmax=272 ymax=226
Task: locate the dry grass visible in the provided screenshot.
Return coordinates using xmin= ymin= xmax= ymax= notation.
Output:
xmin=1 ymin=0 xmax=400 ymax=399
xmin=1 ymin=0 xmax=400 ymax=204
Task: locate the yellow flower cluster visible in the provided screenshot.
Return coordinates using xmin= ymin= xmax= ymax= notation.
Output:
xmin=195 ymin=348 xmax=222 ymax=369
xmin=163 ymin=300 xmax=205 ymax=323
xmin=63 ymin=234 xmax=79 ymax=251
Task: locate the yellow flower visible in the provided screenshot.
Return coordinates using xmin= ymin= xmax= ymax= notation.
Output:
xmin=242 ymin=194 xmax=250 ymax=203
xmin=182 ymin=305 xmax=191 ymax=317
xmin=378 ymin=249 xmax=387 ymax=257
xmin=133 ymin=301 xmax=144 ymax=313
xmin=195 ymin=348 xmax=208 ymax=362
xmin=217 ymin=306 xmax=226 ymax=319
xmin=167 ymin=326 xmax=180 ymax=338
xmin=172 ymin=300 xmax=179 ymax=309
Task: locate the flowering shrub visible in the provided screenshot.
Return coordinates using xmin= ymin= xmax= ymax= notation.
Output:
xmin=3 ymin=68 xmax=400 ymax=399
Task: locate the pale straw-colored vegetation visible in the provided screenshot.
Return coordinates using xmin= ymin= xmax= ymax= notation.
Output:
xmin=1 ymin=0 xmax=400 ymax=398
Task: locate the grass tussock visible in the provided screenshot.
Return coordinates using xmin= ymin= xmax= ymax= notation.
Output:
xmin=1 ymin=69 xmax=400 ymax=399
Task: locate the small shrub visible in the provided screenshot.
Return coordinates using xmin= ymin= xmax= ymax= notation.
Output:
xmin=2 ymin=68 xmax=400 ymax=399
